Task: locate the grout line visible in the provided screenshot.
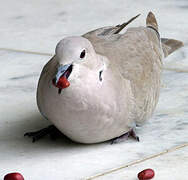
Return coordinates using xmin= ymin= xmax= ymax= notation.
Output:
xmin=0 ymin=48 xmax=53 ymax=56
xmin=85 ymin=143 xmax=188 ymax=180
xmin=0 ymin=48 xmax=188 ymax=73
xmin=163 ymin=67 xmax=188 ymax=73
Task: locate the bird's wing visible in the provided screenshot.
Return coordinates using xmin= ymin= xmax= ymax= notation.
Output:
xmin=82 ymin=14 xmax=140 ymax=44
xmin=84 ymin=12 xmax=163 ymax=125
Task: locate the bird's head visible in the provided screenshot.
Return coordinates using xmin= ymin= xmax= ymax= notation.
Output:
xmin=52 ymin=36 xmax=105 ymax=94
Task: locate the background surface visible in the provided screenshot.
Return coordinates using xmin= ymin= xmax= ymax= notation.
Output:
xmin=0 ymin=0 xmax=188 ymax=179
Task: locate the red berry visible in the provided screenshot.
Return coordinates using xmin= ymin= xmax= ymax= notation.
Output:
xmin=55 ymin=76 xmax=70 ymax=89
xmin=4 ymin=172 xmax=24 ymax=180
xmin=138 ymin=168 xmax=155 ymax=180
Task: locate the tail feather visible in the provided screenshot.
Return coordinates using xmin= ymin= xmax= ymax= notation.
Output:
xmin=146 ymin=12 xmax=183 ymax=57
xmin=161 ymin=38 xmax=184 ymax=57
xmin=146 ymin=11 xmax=158 ymax=31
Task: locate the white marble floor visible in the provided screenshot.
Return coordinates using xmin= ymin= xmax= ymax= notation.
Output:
xmin=0 ymin=0 xmax=188 ymax=180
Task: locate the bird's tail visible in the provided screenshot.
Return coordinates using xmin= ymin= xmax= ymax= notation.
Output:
xmin=161 ymin=38 xmax=184 ymax=57
xmin=146 ymin=11 xmax=183 ymax=57
xmin=146 ymin=11 xmax=158 ymax=31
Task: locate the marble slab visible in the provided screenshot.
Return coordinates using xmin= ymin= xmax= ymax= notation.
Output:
xmin=0 ymin=0 xmax=187 ymax=54
xmin=0 ymin=50 xmax=188 ymax=180
xmin=1 ymin=0 xmax=188 ymax=179
xmin=95 ymin=145 xmax=188 ymax=180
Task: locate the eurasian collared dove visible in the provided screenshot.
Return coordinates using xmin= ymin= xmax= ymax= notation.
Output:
xmin=25 ymin=12 xmax=183 ymax=144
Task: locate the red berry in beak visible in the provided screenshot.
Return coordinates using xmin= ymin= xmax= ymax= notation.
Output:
xmin=57 ymin=76 xmax=70 ymax=89
xmin=4 ymin=172 xmax=24 ymax=180
xmin=53 ymin=76 xmax=70 ymax=89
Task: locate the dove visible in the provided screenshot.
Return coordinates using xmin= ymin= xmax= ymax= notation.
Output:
xmin=25 ymin=12 xmax=183 ymax=144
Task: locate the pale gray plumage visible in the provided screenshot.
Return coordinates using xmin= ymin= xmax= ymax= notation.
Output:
xmin=36 ymin=12 xmax=183 ymax=143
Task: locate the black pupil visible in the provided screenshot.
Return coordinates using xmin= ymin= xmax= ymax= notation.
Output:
xmin=80 ymin=50 xmax=86 ymax=59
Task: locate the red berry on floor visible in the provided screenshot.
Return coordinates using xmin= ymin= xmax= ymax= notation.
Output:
xmin=4 ymin=172 xmax=24 ymax=180
xmin=138 ymin=168 xmax=155 ymax=180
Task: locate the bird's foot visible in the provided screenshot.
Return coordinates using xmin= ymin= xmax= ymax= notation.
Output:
xmin=24 ymin=125 xmax=62 ymax=142
xmin=111 ymin=129 xmax=139 ymax=144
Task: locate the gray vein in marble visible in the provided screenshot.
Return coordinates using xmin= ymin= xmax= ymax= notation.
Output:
xmin=9 ymin=73 xmax=39 ymax=80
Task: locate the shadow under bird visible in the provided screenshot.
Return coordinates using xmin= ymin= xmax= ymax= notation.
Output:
xmin=25 ymin=12 xmax=183 ymax=144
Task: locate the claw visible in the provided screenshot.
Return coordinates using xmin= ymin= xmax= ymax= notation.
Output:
xmin=24 ymin=125 xmax=62 ymax=142
xmin=111 ymin=128 xmax=139 ymax=144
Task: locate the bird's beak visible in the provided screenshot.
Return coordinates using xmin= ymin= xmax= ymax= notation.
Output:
xmin=52 ymin=64 xmax=73 ymax=93
xmin=55 ymin=64 xmax=72 ymax=84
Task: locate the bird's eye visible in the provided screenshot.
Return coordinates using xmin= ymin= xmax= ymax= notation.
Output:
xmin=80 ymin=49 xmax=86 ymax=59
